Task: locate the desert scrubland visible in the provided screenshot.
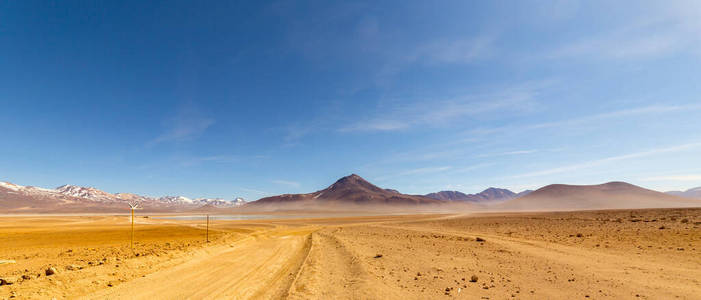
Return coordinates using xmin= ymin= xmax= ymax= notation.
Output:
xmin=0 ymin=209 xmax=699 ymax=299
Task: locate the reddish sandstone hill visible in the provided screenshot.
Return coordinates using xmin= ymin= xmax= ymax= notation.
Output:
xmin=498 ymin=181 xmax=701 ymax=211
xmin=250 ymin=174 xmax=446 ymax=210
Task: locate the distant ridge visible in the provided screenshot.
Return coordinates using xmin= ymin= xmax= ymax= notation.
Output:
xmin=250 ymin=174 xmax=445 ymax=209
xmin=499 ymin=181 xmax=701 ymax=211
xmin=666 ymin=186 xmax=701 ymax=199
xmin=426 ymin=187 xmax=530 ymax=203
xmin=0 ymin=181 xmax=244 ymax=213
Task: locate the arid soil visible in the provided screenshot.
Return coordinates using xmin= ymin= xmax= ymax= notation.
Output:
xmin=1 ymin=209 xmax=699 ymax=299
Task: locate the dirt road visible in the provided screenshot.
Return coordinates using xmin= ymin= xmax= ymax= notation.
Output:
xmin=86 ymin=227 xmax=315 ymax=299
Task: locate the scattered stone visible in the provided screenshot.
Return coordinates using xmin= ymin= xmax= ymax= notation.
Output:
xmin=681 ymin=218 xmax=689 ymax=223
xmin=0 ymin=277 xmax=16 ymax=286
xmin=66 ymin=264 xmax=83 ymax=271
xmin=22 ymin=274 xmax=31 ymax=280
xmin=374 ymin=254 xmax=383 ymax=258
xmin=576 ymin=233 xmax=583 ymax=238
xmin=45 ymin=267 xmax=57 ymax=276
xmin=658 ymin=226 xmax=665 ymax=230
xmin=470 ymin=275 xmax=478 ymax=282
xmin=475 ymin=237 xmax=485 ymax=242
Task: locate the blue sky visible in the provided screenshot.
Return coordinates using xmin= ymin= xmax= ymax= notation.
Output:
xmin=2 ymin=1 xmax=701 ymax=199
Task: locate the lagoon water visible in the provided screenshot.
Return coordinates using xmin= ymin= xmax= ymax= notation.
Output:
xmin=152 ymin=214 xmax=311 ymax=220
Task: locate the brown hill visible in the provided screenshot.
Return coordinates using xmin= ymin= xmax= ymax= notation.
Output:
xmin=498 ymin=181 xmax=701 ymax=211
xmin=249 ymin=174 xmax=446 ymax=210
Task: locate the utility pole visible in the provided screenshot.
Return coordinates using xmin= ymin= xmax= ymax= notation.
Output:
xmin=128 ymin=202 xmax=140 ymax=252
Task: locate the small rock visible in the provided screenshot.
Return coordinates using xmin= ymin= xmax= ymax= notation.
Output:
xmin=475 ymin=237 xmax=485 ymax=242
xmin=374 ymin=254 xmax=383 ymax=258
xmin=0 ymin=277 xmax=16 ymax=286
xmin=22 ymin=274 xmax=31 ymax=280
xmin=470 ymin=275 xmax=478 ymax=282
xmin=66 ymin=264 xmax=83 ymax=271
xmin=45 ymin=267 xmax=57 ymax=276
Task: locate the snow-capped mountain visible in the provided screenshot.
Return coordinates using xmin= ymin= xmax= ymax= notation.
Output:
xmin=233 ymin=197 xmax=246 ymax=206
xmin=56 ymin=185 xmax=117 ymax=202
xmin=158 ymin=195 xmax=195 ymax=204
xmin=0 ymin=180 xmax=247 ymax=212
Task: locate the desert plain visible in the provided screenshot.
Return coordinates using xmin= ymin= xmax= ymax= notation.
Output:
xmin=0 ymin=208 xmax=699 ymax=299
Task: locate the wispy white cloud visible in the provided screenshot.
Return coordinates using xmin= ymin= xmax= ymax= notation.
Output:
xmin=398 ymin=166 xmax=452 ymax=176
xmin=237 ymin=187 xmax=271 ymax=197
xmin=340 ymin=82 xmax=545 ymax=132
xmin=475 ymin=149 xmax=537 ymax=158
xmin=149 ymin=104 xmax=214 ymax=146
xmin=511 ymin=141 xmax=701 ymax=179
xmin=373 ymin=166 xmax=452 ymax=182
xmin=417 ymin=36 xmax=495 ymax=64
xmin=550 ymin=2 xmax=701 ymax=60
xmin=640 ymin=175 xmax=701 ymax=182
xmin=177 ymin=155 xmax=238 ymax=167
xmin=466 ymin=103 xmax=701 ymax=137
xmin=531 ymin=104 xmax=701 ymax=130
xmin=272 ymin=179 xmax=301 ymax=188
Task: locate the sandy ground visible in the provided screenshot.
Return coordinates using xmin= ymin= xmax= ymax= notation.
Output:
xmin=0 ymin=209 xmax=699 ymax=299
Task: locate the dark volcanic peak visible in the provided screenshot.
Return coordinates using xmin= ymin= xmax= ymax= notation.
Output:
xmin=326 ymin=174 xmax=386 ymax=194
xmin=251 ymin=174 xmax=445 ymax=207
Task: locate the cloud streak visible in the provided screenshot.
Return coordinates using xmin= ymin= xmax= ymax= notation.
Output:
xmin=641 ymin=175 xmax=701 ymax=182
xmin=340 ymin=82 xmax=545 ymax=132
xmin=511 ymin=141 xmax=701 ymax=179
xmin=549 ymin=2 xmax=701 ymax=60
xmin=272 ymin=180 xmax=301 ymax=188
xmin=149 ymin=104 xmax=215 ymax=146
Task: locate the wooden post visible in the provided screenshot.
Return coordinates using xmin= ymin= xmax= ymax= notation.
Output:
xmin=206 ymin=214 xmax=209 ymax=243
xmin=128 ymin=202 xmax=139 ymax=253
xmin=131 ymin=208 xmax=134 ymax=251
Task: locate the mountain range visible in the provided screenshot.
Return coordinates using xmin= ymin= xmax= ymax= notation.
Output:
xmin=2 ymin=175 xmax=700 ymax=213
xmin=0 ymin=181 xmax=245 ymax=213
xmin=425 ymin=188 xmax=532 ymax=203
xmin=666 ymin=186 xmax=701 ymax=199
